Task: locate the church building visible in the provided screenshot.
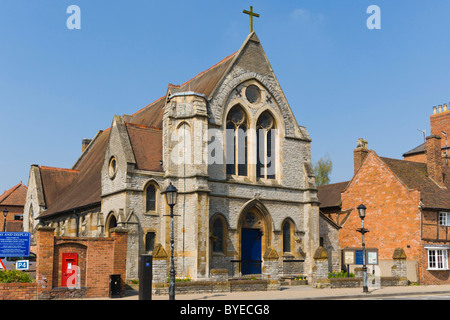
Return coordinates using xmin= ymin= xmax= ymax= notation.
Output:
xmin=23 ymin=32 xmax=321 ymax=282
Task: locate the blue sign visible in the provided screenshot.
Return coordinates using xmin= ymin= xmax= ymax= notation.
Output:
xmin=355 ymin=250 xmax=365 ymax=265
xmin=16 ymin=260 xmax=29 ymax=270
xmin=0 ymin=232 xmax=30 ymax=257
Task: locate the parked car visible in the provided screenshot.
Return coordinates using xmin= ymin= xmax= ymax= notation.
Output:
xmin=0 ymin=252 xmax=36 ymax=272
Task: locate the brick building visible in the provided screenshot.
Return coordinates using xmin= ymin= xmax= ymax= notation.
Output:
xmin=403 ymin=103 xmax=450 ymax=164
xmin=23 ymin=32 xmax=321 ymax=283
xmin=319 ymin=118 xmax=450 ymax=284
xmin=0 ymin=182 xmax=27 ymax=232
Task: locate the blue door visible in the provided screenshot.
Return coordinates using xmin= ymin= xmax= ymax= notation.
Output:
xmin=241 ymin=228 xmax=262 ymax=275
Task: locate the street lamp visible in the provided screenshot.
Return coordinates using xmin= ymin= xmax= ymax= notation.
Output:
xmin=2 ymin=208 xmax=8 ymax=232
xmin=356 ymin=204 xmax=369 ymax=293
xmin=163 ymin=182 xmax=178 ymax=300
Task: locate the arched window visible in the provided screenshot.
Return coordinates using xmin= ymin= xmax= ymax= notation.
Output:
xmin=212 ymin=219 xmax=224 ymax=252
xmin=106 ymin=213 xmax=117 ymax=237
xmin=226 ymin=105 xmax=248 ymax=176
xmin=146 ymin=184 xmax=156 ymax=212
xmin=257 ymin=111 xmax=276 ymax=179
xmin=211 ymin=215 xmax=227 ymax=254
xmin=282 ymin=221 xmax=292 ymax=253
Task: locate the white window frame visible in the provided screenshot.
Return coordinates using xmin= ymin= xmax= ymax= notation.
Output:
xmin=438 ymin=212 xmax=450 ymax=226
xmin=427 ymin=248 xmax=449 ymax=270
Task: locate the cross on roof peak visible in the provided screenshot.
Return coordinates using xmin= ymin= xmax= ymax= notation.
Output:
xmin=243 ymin=6 xmax=260 ymax=33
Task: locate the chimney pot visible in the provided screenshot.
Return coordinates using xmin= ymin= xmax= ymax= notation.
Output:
xmin=82 ymin=138 xmax=92 ymax=153
xmin=354 ymin=138 xmax=369 ymax=175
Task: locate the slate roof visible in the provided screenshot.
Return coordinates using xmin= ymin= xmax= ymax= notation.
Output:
xmin=403 ymin=142 xmax=426 ymax=156
xmin=0 ymin=182 xmax=28 ymax=207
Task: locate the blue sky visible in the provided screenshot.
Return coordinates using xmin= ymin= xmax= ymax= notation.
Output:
xmin=1 ymin=0 xmax=450 ymax=192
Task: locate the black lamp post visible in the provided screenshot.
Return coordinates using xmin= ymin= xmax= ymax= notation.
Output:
xmin=2 ymin=208 xmax=8 ymax=232
xmin=163 ymin=182 xmax=178 ymax=300
xmin=356 ymin=204 xmax=369 ymax=293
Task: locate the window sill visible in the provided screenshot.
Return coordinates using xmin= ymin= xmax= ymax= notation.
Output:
xmin=143 ymin=212 xmax=158 ymax=217
xmin=427 ymin=268 xmax=450 ymax=271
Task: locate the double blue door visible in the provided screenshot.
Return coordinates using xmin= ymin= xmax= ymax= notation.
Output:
xmin=241 ymin=228 xmax=262 ymax=275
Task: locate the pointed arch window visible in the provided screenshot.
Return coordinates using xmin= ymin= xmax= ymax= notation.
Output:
xmin=211 ymin=215 xmax=228 ymax=254
xmin=146 ymin=184 xmax=156 ymax=212
xmin=226 ymin=105 xmax=248 ymax=176
xmin=282 ymin=220 xmax=292 ymax=253
xmin=212 ymin=219 xmax=224 ymax=252
xmin=257 ymin=111 xmax=276 ymax=179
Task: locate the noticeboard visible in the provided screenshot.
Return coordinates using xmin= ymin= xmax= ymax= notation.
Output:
xmin=0 ymin=232 xmax=31 ymax=257
xmin=355 ymin=250 xmax=365 ymax=265
xmin=343 ymin=247 xmax=378 ymax=266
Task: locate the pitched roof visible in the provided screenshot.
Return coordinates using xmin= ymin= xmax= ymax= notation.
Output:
xmin=168 ymin=51 xmax=237 ymax=99
xmin=380 ymin=156 xmax=450 ymax=210
xmin=38 ymin=129 xmax=110 ymax=218
xmin=319 ymin=154 xmax=450 ymax=211
xmin=0 ymin=182 xmax=28 ymax=207
xmin=39 ymin=167 xmax=79 ymax=208
xmin=36 ymin=48 xmax=240 ymax=218
xmin=125 ymin=123 xmax=163 ymax=172
xmin=317 ymin=181 xmax=350 ymax=209
xmin=403 ymin=142 xmax=426 ymax=156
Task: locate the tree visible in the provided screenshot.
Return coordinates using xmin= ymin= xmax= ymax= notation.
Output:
xmin=314 ymin=154 xmax=332 ymax=186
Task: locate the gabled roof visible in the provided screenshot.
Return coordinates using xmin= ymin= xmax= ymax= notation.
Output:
xmin=39 ymin=167 xmax=79 ymax=208
xmin=168 ymin=51 xmax=237 ymax=99
xmin=36 ymin=42 xmax=241 ymax=218
xmin=403 ymin=142 xmax=426 ymax=157
xmin=317 ymin=181 xmax=350 ymax=209
xmin=379 ymin=156 xmax=450 ymax=210
xmin=319 ymin=151 xmax=450 ymax=213
xmin=125 ymin=123 xmax=163 ymax=172
xmin=38 ymin=129 xmax=110 ymax=218
xmin=0 ymin=182 xmax=28 ymax=207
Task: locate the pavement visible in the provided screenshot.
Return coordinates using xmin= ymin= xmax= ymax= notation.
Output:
xmin=106 ymin=284 xmax=450 ymax=300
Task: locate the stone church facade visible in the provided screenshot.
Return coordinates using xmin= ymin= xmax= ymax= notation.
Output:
xmin=23 ymin=32 xmax=321 ymax=282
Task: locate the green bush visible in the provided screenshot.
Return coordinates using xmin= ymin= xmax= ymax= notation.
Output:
xmin=328 ymin=271 xmax=355 ymax=278
xmin=0 ymin=270 xmax=34 ymax=283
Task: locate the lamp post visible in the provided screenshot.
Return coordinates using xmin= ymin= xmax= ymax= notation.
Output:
xmin=356 ymin=204 xmax=369 ymax=293
xmin=2 ymin=208 xmax=8 ymax=232
xmin=163 ymin=182 xmax=178 ymax=300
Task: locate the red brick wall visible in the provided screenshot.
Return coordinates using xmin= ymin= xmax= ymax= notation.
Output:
xmin=0 ymin=205 xmax=23 ymax=232
xmin=0 ymin=283 xmax=37 ymax=300
xmin=340 ymin=152 xmax=422 ymax=261
xmin=403 ymin=153 xmax=427 ymax=164
xmin=430 ymin=110 xmax=450 ymax=149
xmin=417 ymin=246 xmax=450 ymax=284
xmin=35 ymin=226 xmax=128 ymax=299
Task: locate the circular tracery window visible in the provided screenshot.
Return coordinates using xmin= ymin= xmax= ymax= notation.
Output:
xmin=245 ymin=85 xmax=261 ymax=104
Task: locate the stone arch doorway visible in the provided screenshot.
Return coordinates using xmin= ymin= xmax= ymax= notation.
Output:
xmin=105 ymin=212 xmax=117 ymax=237
xmin=237 ymin=201 xmax=272 ymax=275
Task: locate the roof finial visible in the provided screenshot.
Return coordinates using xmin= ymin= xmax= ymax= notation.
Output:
xmin=243 ymin=6 xmax=260 ymax=33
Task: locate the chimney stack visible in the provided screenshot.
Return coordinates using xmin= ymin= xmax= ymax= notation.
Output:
xmin=82 ymin=138 xmax=92 ymax=153
xmin=354 ymin=138 xmax=369 ymax=175
xmin=426 ymin=135 xmax=444 ymax=187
